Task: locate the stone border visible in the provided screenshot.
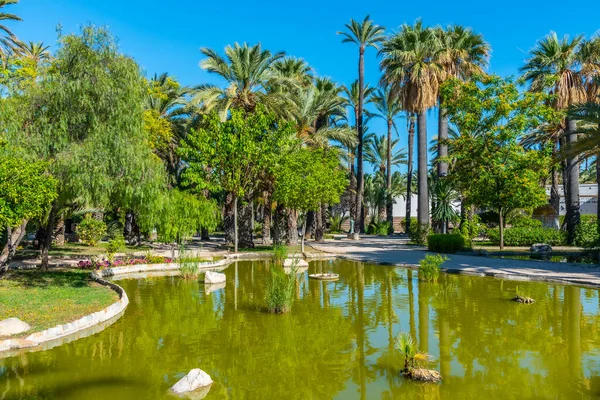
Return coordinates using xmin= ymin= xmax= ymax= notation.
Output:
xmin=95 ymin=258 xmax=232 ymax=278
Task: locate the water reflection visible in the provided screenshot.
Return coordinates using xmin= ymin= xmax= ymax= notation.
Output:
xmin=1 ymin=260 xmax=600 ymax=399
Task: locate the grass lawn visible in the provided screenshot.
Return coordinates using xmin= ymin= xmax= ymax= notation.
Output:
xmin=0 ymin=269 xmax=118 ymax=336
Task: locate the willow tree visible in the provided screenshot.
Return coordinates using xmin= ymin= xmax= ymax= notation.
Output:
xmin=4 ymin=26 xmax=166 ymax=267
xmin=179 ymin=106 xmax=294 ymax=252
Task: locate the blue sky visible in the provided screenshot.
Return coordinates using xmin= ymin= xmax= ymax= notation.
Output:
xmin=12 ymin=0 xmax=600 ymax=173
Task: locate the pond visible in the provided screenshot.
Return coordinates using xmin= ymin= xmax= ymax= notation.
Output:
xmin=1 ymin=259 xmax=600 ymax=399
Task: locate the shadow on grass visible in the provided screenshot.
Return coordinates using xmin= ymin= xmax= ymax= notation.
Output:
xmin=3 ymin=270 xmax=89 ymax=288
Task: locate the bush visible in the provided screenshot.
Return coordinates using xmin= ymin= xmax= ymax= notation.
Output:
xmin=401 ymin=217 xmax=418 ymax=235
xmin=486 ymin=226 xmax=566 ymax=246
xmin=457 ymin=215 xmax=483 ymax=249
xmin=77 ymin=216 xmax=107 ymax=247
xmin=410 ymin=223 xmax=430 ymax=245
xmin=574 ymin=215 xmax=599 ymax=248
xmin=106 ymin=235 xmax=126 ymax=262
xmin=367 ymin=220 xmax=392 ymax=235
xmin=265 ymin=266 xmax=296 ymax=313
xmin=427 ymin=234 xmax=465 ymax=254
xmin=510 ymin=216 xmax=543 ymax=229
xmin=419 ymin=254 xmax=448 ymax=282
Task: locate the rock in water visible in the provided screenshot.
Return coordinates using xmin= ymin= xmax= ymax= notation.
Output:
xmin=513 ymin=295 xmax=536 ymax=304
xmin=171 ymin=369 xmax=213 ymax=395
xmin=405 ymin=368 xmax=442 ymax=383
xmin=283 ymin=258 xmax=309 ymax=267
xmin=0 ymin=318 xmax=31 ymax=337
xmin=530 ymin=243 xmax=552 ymax=254
xmin=204 ymin=271 xmax=226 ymax=284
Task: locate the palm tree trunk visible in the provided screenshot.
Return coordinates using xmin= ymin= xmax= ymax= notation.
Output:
xmin=355 ymin=47 xmax=366 ymax=234
xmin=315 ymin=206 xmax=324 ymax=242
xmin=386 ymin=119 xmax=393 ymax=229
xmin=406 ymin=115 xmax=415 ymax=234
xmin=237 ymin=195 xmax=254 ymax=249
xmin=262 ymin=190 xmax=272 ymax=245
xmin=417 ymin=112 xmax=429 ymax=227
xmin=596 ymin=155 xmax=600 ymax=239
xmin=286 ymin=209 xmax=298 ymax=245
xmin=565 ymin=118 xmax=580 ymax=244
xmin=550 ymin=140 xmax=560 ymax=220
xmin=273 ymin=204 xmax=287 ymax=245
xmin=437 ymin=105 xmax=448 ymax=176
xmin=41 ymin=201 xmax=58 ymax=269
xmin=304 ymin=211 xmax=315 ymax=239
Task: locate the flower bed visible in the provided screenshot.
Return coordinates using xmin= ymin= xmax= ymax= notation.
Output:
xmin=77 ymin=256 xmax=174 ymax=270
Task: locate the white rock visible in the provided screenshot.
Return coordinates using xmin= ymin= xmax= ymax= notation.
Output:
xmin=171 ymin=369 xmax=213 ymax=394
xmin=0 ymin=318 xmax=31 ymax=337
xmin=204 ymin=271 xmax=226 ymax=284
xmin=283 ymin=258 xmax=309 ymax=268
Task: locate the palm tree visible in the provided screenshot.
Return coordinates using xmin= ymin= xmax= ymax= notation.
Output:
xmin=381 ymin=20 xmax=443 ymax=230
xmin=372 ymin=86 xmax=404 ymax=226
xmin=13 ymin=41 xmax=51 ymax=64
xmin=436 ymin=25 xmax=490 ymax=176
xmin=430 ymin=175 xmax=459 ymax=234
xmin=338 ymin=16 xmax=386 ymax=235
xmin=364 ymin=134 xmax=406 ymax=177
xmin=272 ymin=56 xmax=313 ymax=87
xmin=520 ymin=32 xmax=587 ymax=243
xmin=192 ymin=43 xmax=290 ymax=120
xmin=405 ymin=113 xmax=416 ymax=234
xmin=0 ymin=0 xmax=20 ymax=60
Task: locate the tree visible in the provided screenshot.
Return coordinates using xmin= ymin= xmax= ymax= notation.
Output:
xmin=3 ymin=26 xmax=168 ymax=267
xmin=13 ymin=41 xmax=51 ymax=64
xmin=381 ymin=20 xmax=443 ymax=231
xmin=372 ymin=86 xmax=404 ymax=226
xmin=435 ymin=25 xmax=490 ymax=176
xmin=273 ymin=147 xmax=347 ymax=252
xmin=442 ymin=75 xmax=558 ymax=248
xmin=520 ymin=32 xmax=587 ymax=244
xmin=338 ymin=16 xmax=385 ymax=235
xmin=179 ymin=106 xmax=294 ymax=252
xmin=429 ymin=175 xmax=459 ymax=234
xmin=0 ymin=0 xmax=20 ymax=60
xmin=192 ymin=43 xmax=292 ymax=120
xmin=0 ymin=155 xmax=57 ymax=272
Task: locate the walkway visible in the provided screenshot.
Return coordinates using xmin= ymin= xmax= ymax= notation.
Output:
xmin=308 ymin=236 xmax=600 ymax=287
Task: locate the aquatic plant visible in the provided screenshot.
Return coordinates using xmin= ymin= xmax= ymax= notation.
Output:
xmin=418 ymin=254 xmax=448 ymax=282
xmin=272 ymin=244 xmax=288 ymax=264
xmin=265 ymin=265 xmax=296 ymax=313
xmin=178 ymin=248 xmax=199 ymax=279
xmin=395 ymin=332 xmax=441 ymax=383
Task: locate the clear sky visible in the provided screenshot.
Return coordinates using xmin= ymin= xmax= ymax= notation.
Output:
xmin=11 ymin=0 xmax=600 ymax=173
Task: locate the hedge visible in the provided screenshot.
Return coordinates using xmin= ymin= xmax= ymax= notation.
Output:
xmin=427 ymin=234 xmax=465 ymax=253
xmin=486 ymin=227 xmax=566 ymax=246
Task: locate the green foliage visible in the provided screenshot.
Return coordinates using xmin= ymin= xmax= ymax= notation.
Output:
xmin=486 ymin=226 xmax=566 ymax=246
xmin=367 ymin=220 xmax=393 ymax=235
xmin=430 ymin=176 xmax=460 ymax=226
xmin=178 ymin=247 xmax=200 ymax=279
xmin=77 ymin=216 xmax=107 ymax=247
xmin=419 ymin=254 xmax=448 ymax=282
xmin=442 ymin=75 xmax=560 ymax=247
xmin=272 ymin=244 xmax=288 ymax=264
xmin=106 ymin=235 xmax=125 ymax=262
xmin=401 ymin=217 xmax=418 ymax=235
xmin=265 ymin=266 xmax=296 ymax=314
xmin=427 ymin=234 xmax=465 ymax=254
xmin=457 ymin=214 xmax=482 ymax=249
xmin=328 ymin=213 xmax=349 ymax=233
xmin=273 ymin=147 xmax=348 ymax=212
xmin=510 ymin=216 xmax=543 ymax=229
xmin=0 ymin=155 xmax=57 ymax=229
xmin=410 ymin=223 xmax=431 ymax=245
xmin=395 ymin=332 xmax=433 ymax=372
xmin=573 ymin=215 xmax=599 ymax=248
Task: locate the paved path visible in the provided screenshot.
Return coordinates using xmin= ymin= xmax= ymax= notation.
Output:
xmin=308 ymin=237 xmax=600 ymax=288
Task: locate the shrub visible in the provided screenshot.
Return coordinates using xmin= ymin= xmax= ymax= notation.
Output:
xmin=486 ymin=226 xmax=566 ymax=246
xmin=77 ymin=216 xmax=107 ymax=247
xmin=272 ymin=244 xmax=288 ymax=264
xmin=410 ymin=223 xmax=430 ymax=245
xmin=106 ymin=235 xmax=126 ymax=263
xmin=367 ymin=220 xmax=392 ymax=236
xmin=401 ymin=217 xmax=418 ymax=235
xmin=510 ymin=216 xmax=543 ymax=229
xmin=457 ymin=215 xmax=483 ymax=249
xmin=418 ymin=254 xmax=448 ymax=282
xmin=427 ymin=234 xmax=465 ymax=254
xmin=178 ymin=249 xmax=199 ymax=279
xmin=265 ymin=266 xmax=296 ymax=313
xmin=253 ymin=221 xmax=263 ymax=236
xmin=574 ymin=215 xmax=599 ymax=248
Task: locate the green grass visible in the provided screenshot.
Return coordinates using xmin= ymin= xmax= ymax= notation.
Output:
xmin=0 ymin=270 xmax=118 ymax=336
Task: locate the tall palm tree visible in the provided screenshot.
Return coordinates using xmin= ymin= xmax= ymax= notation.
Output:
xmin=272 ymin=56 xmax=313 ymax=87
xmin=372 ymin=86 xmax=404 ymax=226
xmin=436 ymin=25 xmax=490 ymax=176
xmin=13 ymin=41 xmax=51 ymax=64
xmin=192 ymin=43 xmax=290 ymax=120
xmin=364 ymin=134 xmax=406 ymax=177
xmin=0 ymin=0 xmax=20 ymax=60
xmin=520 ymin=32 xmax=587 ymax=243
xmin=338 ymin=16 xmax=386 ymax=235
xmin=381 ymin=20 xmax=443 ymax=229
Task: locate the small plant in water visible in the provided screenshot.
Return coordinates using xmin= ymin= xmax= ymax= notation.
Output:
xmin=395 ymin=332 xmax=441 ymax=383
xmin=418 ymin=254 xmax=448 ymax=282
xmin=272 ymin=244 xmax=288 ymax=264
xmin=178 ymin=246 xmax=199 ymax=279
xmin=513 ymin=285 xmax=536 ymax=304
xmin=265 ymin=265 xmax=296 ymax=313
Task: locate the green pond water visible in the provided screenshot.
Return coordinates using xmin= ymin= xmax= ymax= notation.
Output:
xmin=2 ymin=259 xmax=600 ymax=399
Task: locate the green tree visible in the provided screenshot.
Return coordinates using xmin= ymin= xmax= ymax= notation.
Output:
xmin=0 ymin=155 xmax=57 ymax=272
xmin=442 ymin=75 xmax=558 ymax=248
xmin=179 ymin=107 xmax=294 ymax=252
xmin=273 ymin=147 xmax=347 ymax=251
xmin=338 ymin=16 xmax=385 ymax=234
